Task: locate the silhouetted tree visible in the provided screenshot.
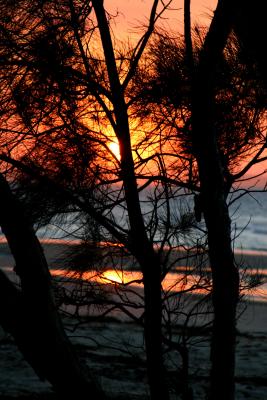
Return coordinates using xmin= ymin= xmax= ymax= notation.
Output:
xmin=1 ymin=1 xmax=266 ymax=399
xmin=133 ymin=1 xmax=266 ymax=399
xmin=0 ymin=173 xmax=105 ymax=399
xmin=189 ymin=3 xmax=266 ymax=398
xmin=190 ymin=4 xmax=240 ymax=398
xmin=0 ymin=1 xmax=182 ymax=398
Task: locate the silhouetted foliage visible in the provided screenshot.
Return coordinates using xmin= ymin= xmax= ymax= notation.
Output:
xmin=0 ymin=1 xmax=266 ymax=399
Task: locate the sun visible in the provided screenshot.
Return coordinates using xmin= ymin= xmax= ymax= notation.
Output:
xmin=108 ymin=141 xmax=121 ymax=159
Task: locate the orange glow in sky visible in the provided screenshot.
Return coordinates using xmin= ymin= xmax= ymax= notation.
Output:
xmin=100 ymin=0 xmax=267 ymax=188
xmin=104 ymin=0 xmax=218 ymax=40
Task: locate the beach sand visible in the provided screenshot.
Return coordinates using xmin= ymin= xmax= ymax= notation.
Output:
xmin=0 ymin=241 xmax=267 ymax=399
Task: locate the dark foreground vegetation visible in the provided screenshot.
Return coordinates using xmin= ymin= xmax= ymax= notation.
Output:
xmin=0 ymin=0 xmax=266 ymax=399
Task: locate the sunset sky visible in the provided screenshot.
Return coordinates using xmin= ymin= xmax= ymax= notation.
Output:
xmin=101 ymin=0 xmax=267 ymax=187
xmin=105 ymin=0 xmax=218 ymax=38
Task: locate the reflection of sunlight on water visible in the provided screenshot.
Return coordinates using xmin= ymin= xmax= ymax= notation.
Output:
xmin=97 ymin=270 xmax=208 ymax=294
xmin=2 ymin=265 xmax=265 ymax=301
xmin=50 ymin=268 xmax=143 ymax=286
xmin=48 ymin=268 xmax=267 ymax=301
xmin=163 ymin=273 xmax=211 ymax=295
xmin=245 ymin=282 xmax=267 ymax=302
xmin=101 ymin=270 xmax=124 ymax=283
xmin=50 ymin=268 xmax=209 ymax=294
xmin=100 ymin=270 xmax=141 ymax=284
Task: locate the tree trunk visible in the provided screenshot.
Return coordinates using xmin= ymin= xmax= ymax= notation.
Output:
xmin=138 ymin=244 xmax=168 ymax=399
xmin=197 ymin=156 xmax=239 ymax=400
xmin=193 ymin=101 xmax=239 ymax=400
xmin=234 ymin=0 xmax=267 ymax=91
xmin=0 ymin=174 xmax=105 ymax=399
xmin=190 ymin=2 xmax=240 ymax=399
xmin=119 ymin=132 xmax=169 ymax=400
xmin=0 ymin=269 xmax=24 ymax=337
xmin=118 ymin=134 xmax=169 ymax=400
xmin=93 ymin=2 xmax=170 ymax=398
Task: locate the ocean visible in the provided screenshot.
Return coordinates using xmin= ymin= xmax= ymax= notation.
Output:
xmin=1 ymin=190 xmax=267 ymax=303
xmin=229 ymin=191 xmax=267 ymax=252
xmin=33 ymin=190 xmax=267 ymax=253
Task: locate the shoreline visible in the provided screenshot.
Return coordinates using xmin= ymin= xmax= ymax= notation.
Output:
xmin=1 ymin=238 xmax=267 ymax=302
xmin=1 ymin=237 xmax=267 ymax=306
xmin=1 ymin=238 xmax=267 ymax=325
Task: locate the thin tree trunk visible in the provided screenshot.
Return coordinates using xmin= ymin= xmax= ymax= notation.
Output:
xmin=118 ymin=129 xmax=169 ymax=400
xmin=0 ymin=174 xmax=105 ymax=399
xmin=120 ymin=151 xmax=168 ymax=398
xmin=196 ymin=153 xmax=239 ymax=400
xmin=118 ymin=121 xmax=169 ymax=400
xmin=92 ymin=2 xmax=169 ymax=398
xmin=191 ymin=1 xmax=240 ymax=399
xmin=193 ymin=99 xmax=239 ymax=400
xmin=184 ymin=0 xmax=194 ymax=72
xmin=137 ymin=243 xmax=168 ymax=399
xmin=116 ymin=133 xmax=169 ymax=398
